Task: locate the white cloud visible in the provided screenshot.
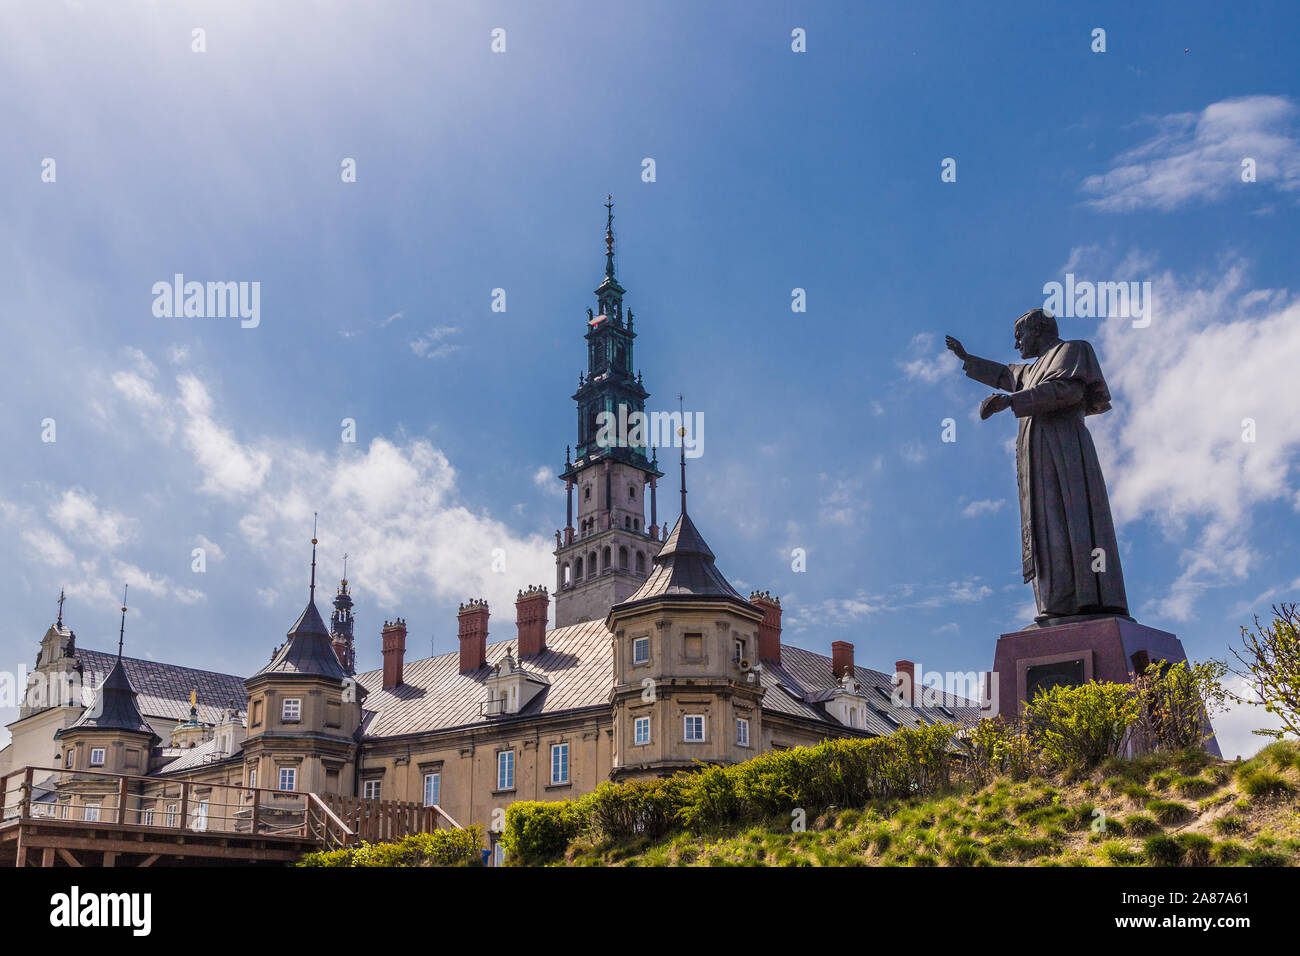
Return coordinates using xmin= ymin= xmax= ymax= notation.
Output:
xmin=533 ymin=466 xmax=563 ymax=497
xmin=48 ymin=489 xmax=136 ymax=551
xmin=107 ymin=359 xmax=554 ymax=615
xmin=898 ymin=332 xmax=959 ymax=384
xmin=1082 ymin=95 xmax=1300 ymax=211
xmin=176 ymin=374 xmax=273 ymax=499
xmin=961 ymin=498 xmax=1005 ymax=518
xmin=817 ymin=476 xmax=866 ymax=527
xmin=1084 ymin=255 xmax=1300 ymax=619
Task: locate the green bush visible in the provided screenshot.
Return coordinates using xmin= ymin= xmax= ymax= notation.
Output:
xmin=1022 ymin=681 xmax=1140 ymax=770
xmin=1237 ymin=769 xmax=1294 ymax=800
xmin=502 ymin=800 xmax=588 ymax=865
xmin=297 ymin=826 xmax=485 ymax=867
xmin=1122 ymin=813 xmax=1160 ymax=835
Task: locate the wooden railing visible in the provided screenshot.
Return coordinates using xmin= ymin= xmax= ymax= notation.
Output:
xmin=0 ymin=766 xmax=316 ymax=843
xmin=319 ymin=792 xmax=462 ymax=843
xmin=0 ymin=767 xmax=458 ymax=850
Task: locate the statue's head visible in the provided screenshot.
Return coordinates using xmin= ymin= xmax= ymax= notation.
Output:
xmin=1013 ymin=308 xmax=1060 ymax=359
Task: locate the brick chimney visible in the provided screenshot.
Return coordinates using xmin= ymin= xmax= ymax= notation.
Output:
xmin=458 ymin=599 xmax=489 ymax=673
xmin=831 ymin=640 xmax=854 ymax=680
xmin=749 ymin=590 xmax=782 ymax=664
xmin=515 ymin=586 xmax=549 ymax=657
xmin=381 ymin=618 xmax=407 ymax=690
xmin=895 ymin=659 xmax=916 ymax=705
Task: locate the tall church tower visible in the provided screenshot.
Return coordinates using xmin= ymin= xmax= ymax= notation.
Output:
xmin=554 ymin=199 xmax=663 ymax=627
xmin=330 ymin=559 xmax=355 ymax=676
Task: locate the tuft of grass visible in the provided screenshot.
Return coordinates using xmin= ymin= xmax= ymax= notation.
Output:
xmin=1213 ymin=815 xmax=1247 ymax=836
xmin=1143 ymin=833 xmax=1183 ymax=866
xmin=1122 ymin=813 xmax=1160 ymax=835
xmin=1173 ymin=775 xmax=1217 ymax=798
xmin=1101 ymin=840 xmax=1141 ymax=865
xmin=1211 ymin=840 xmax=1245 ymax=864
xmin=1146 ymin=799 xmax=1194 ymax=826
xmin=1177 ymin=833 xmax=1214 ymax=866
xmin=1238 ymin=770 xmax=1294 ymax=800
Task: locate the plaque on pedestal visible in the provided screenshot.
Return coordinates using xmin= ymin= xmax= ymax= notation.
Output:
xmin=990 ymin=616 xmax=1220 ymax=756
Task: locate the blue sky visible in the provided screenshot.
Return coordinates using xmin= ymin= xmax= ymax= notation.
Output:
xmin=1 ymin=1 xmax=1297 ymax=757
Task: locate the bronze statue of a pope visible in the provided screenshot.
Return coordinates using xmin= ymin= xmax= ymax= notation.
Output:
xmin=947 ymin=309 xmax=1129 ymax=627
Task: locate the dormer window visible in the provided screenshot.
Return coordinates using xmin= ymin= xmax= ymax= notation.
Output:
xmin=282 ymin=698 xmax=301 ymax=722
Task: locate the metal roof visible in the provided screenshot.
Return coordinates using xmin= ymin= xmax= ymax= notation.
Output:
xmin=75 ymin=648 xmax=247 ymax=725
xmin=63 ymin=657 xmax=157 ymax=738
xmin=615 ymin=512 xmax=751 ymax=610
xmin=251 ymin=599 xmax=348 ymax=681
xmin=355 ymin=618 xmax=613 ymax=738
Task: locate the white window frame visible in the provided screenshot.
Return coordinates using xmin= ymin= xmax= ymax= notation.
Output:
xmin=278 ymin=767 xmax=296 ymax=792
xmin=89 ymin=747 xmax=105 ymax=767
xmin=363 ymin=779 xmax=382 ymax=800
xmin=423 ymin=772 xmax=441 ymax=807
xmin=66 ymin=750 xmax=74 ymax=770
xmin=143 ymin=808 xmax=155 ymax=827
xmin=281 ymin=698 xmax=302 ymax=722
xmin=248 ymin=768 xmax=257 ymax=791
xmin=736 ymin=717 xmax=750 ymax=747
xmin=550 ymin=743 xmax=569 ymax=785
xmin=497 ymin=750 xmax=515 ymax=791
xmin=84 ymin=803 xmax=100 ymax=823
xmin=632 ymin=636 xmax=650 ymax=665
xmin=194 ymin=800 xmax=209 ymax=831
xmin=634 ymin=716 xmax=651 ymax=746
xmin=684 ymin=714 xmax=705 ymax=743
xmin=165 ymin=803 xmax=177 ymax=827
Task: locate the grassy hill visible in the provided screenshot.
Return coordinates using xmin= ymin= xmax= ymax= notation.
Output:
xmin=547 ymin=742 xmax=1300 ymax=867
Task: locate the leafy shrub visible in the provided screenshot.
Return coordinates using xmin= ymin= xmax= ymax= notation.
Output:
xmin=502 ymin=800 xmax=588 ymax=865
xmin=298 ymin=826 xmax=484 ymax=867
xmin=963 ymin=718 xmax=1037 ymax=783
xmin=1022 ymin=681 xmax=1140 ymax=770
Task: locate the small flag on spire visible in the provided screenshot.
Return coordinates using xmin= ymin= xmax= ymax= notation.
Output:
xmin=589 ymin=313 xmax=608 ymax=329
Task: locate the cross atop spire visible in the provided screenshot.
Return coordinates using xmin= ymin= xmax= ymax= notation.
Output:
xmin=117 ymin=584 xmax=128 ymax=660
xmin=310 ymin=513 xmax=318 ymax=602
xmin=342 ymin=551 xmax=348 ymax=584
xmin=56 ymin=588 xmax=66 ymax=627
xmin=678 ymin=394 xmax=688 ymax=516
xmin=604 ymin=194 xmax=615 ymax=280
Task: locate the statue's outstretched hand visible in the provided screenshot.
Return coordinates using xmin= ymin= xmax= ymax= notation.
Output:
xmin=944 ymin=335 xmax=967 ymax=361
xmin=980 ymin=393 xmax=1012 ymax=420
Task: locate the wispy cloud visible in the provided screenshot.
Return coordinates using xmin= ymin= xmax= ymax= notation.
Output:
xmin=1082 ymin=95 xmax=1300 ymax=212
xmin=961 ymin=498 xmax=1005 ymax=518
xmin=410 ymin=326 xmax=461 ymax=359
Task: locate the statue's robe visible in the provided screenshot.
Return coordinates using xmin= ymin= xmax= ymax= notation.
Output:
xmin=963 ymin=340 xmax=1129 ymax=619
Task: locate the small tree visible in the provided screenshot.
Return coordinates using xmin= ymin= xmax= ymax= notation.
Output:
xmin=1131 ymin=659 xmax=1229 ymax=752
xmin=1226 ymin=603 xmax=1300 ymax=740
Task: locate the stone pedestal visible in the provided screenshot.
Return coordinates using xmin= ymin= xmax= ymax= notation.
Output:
xmin=990 ymin=616 xmax=1220 ymax=756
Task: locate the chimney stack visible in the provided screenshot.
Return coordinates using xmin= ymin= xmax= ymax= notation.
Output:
xmin=831 ymin=641 xmax=855 ymax=680
xmin=895 ymin=659 xmax=916 ymax=706
xmin=458 ymin=599 xmax=490 ymax=673
xmin=515 ymin=586 xmax=549 ymax=656
xmin=381 ymin=618 xmax=407 ymax=689
xmin=749 ymin=590 xmax=782 ymax=664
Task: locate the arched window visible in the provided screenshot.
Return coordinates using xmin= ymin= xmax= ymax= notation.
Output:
xmin=562 ymin=563 xmax=572 ymax=587
xmin=575 ymin=557 xmax=583 ymax=579
xmin=628 ymin=484 xmax=636 ymax=500
xmin=589 ymin=552 xmax=597 ymax=576
xmin=603 ymin=547 xmax=612 ymax=570
xmin=635 ymin=551 xmax=645 ymax=574
xmin=619 ymin=546 xmax=629 ymax=570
